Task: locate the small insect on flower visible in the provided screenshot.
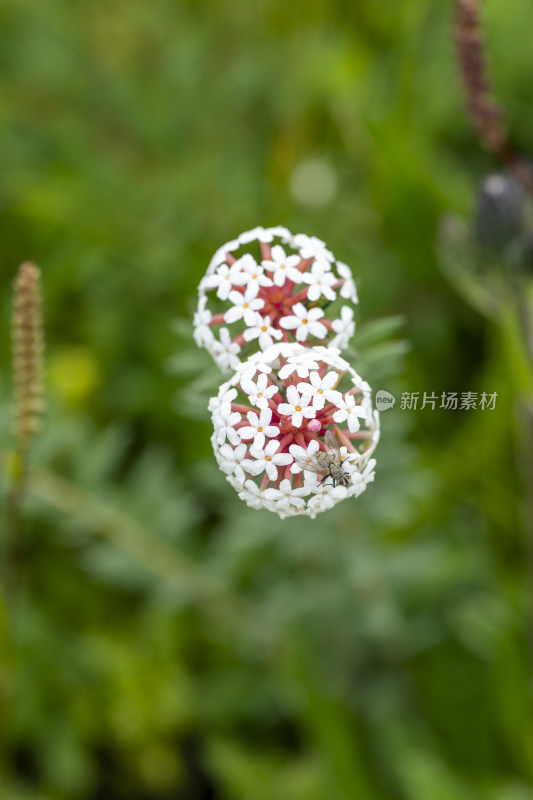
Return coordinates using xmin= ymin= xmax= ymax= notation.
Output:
xmin=209 ymin=344 xmax=379 ymax=518
xmin=296 ymin=428 xmax=351 ymax=488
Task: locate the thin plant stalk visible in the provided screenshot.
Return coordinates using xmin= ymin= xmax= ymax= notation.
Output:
xmin=454 ymin=0 xmax=533 ymax=651
xmin=4 ymin=262 xmax=45 ymax=597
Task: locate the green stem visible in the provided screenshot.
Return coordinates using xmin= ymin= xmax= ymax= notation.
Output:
xmin=500 ymin=306 xmax=533 ymax=656
xmin=1 ymin=445 xmax=29 ymax=784
xmin=3 ymin=446 xmax=30 ymax=601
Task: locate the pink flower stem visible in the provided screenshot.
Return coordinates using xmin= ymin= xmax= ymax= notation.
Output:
xmin=333 ymin=424 xmax=357 ymax=452
xmin=296 ymin=257 xmax=314 ymax=273
xmin=231 ymin=402 xmax=256 ymax=415
xmin=278 ymin=432 xmax=295 ymax=452
xmin=260 ymin=474 xmax=271 ymax=491
xmin=268 ymin=398 xmax=281 ymax=415
xmin=301 ymin=429 xmax=325 ymax=449
xmin=260 ymin=242 xmax=272 ymax=260
xmin=346 ymin=430 xmax=375 ymax=440
xmin=210 ymin=313 xmax=226 ymax=325
xmin=285 ymin=288 xmax=310 ymax=307
xmin=303 ymin=430 xmax=324 ymax=449
xmin=226 ymin=254 xmax=237 ymax=265
xmin=272 ymin=473 xmax=282 ymax=490
xmin=295 ymin=432 xmax=307 ymax=449
xmin=283 ymin=279 xmax=297 ymax=296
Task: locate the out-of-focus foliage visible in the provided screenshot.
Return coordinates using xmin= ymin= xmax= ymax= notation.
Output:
xmin=0 ymin=0 xmax=532 ymax=798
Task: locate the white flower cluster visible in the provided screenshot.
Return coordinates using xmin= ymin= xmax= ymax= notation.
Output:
xmin=190 ymin=226 xmax=379 ymax=518
xmin=194 ymin=226 xmax=358 ymax=372
xmin=209 ymin=345 xmax=379 ymax=519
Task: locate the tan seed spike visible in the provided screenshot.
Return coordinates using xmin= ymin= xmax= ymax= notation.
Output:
xmin=12 ymin=261 xmax=45 ymax=449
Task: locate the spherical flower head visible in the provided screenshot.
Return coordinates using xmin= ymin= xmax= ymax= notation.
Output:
xmin=210 ymin=344 xmax=379 ymax=518
xmin=196 ymin=227 xmax=359 ymax=372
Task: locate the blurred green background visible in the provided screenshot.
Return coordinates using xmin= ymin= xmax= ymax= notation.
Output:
xmin=1 ymin=0 xmax=532 ymax=798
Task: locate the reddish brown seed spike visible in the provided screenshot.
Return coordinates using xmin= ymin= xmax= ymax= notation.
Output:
xmin=453 ymin=0 xmax=508 ymax=157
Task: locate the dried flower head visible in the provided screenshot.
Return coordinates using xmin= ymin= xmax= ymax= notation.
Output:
xmin=209 ymin=344 xmax=379 ymax=518
xmin=12 ymin=262 xmax=45 ymax=449
xmin=195 ymin=226 xmax=358 ymax=371
xmin=474 ymin=172 xmax=524 ymax=251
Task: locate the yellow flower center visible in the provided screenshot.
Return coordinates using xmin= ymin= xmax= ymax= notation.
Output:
xmin=302 ymin=319 xmax=308 ymax=325
xmin=266 ymin=455 xmax=272 ymax=461
xmin=295 ymin=406 xmax=301 ymax=412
